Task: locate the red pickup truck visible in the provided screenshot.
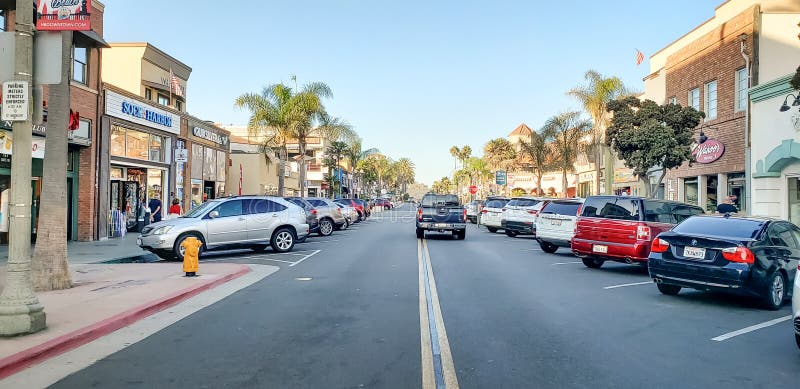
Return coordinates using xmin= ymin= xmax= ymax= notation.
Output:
xmin=571 ymin=196 xmax=704 ymax=269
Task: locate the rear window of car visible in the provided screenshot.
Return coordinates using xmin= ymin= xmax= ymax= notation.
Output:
xmin=642 ymin=200 xmax=704 ymax=224
xmin=307 ymin=199 xmax=327 ymax=207
xmin=580 ymin=197 xmax=640 ymax=221
xmin=541 ymin=201 xmax=581 ymax=216
xmin=507 ymin=199 xmax=539 ymax=207
xmin=484 ymin=199 xmax=509 ymax=208
xmin=672 ymin=216 xmax=765 ymax=239
xmin=422 ymin=195 xmax=459 ymax=207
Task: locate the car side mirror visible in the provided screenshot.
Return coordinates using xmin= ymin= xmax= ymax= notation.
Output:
xmin=208 ymin=210 xmax=219 ymax=219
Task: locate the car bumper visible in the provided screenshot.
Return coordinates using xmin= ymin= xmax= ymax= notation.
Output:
xmin=536 ymin=232 xmax=573 ymax=247
xmin=794 ymin=276 xmax=800 ymax=335
xmin=480 ymin=217 xmax=502 ymax=227
xmin=417 ymin=222 xmax=466 ymax=231
xmin=137 ymin=232 xmax=179 ymax=251
xmin=501 ymin=220 xmax=534 ymax=235
xmin=571 ymin=238 xmax=650 ymax=263
xmin=648 ymin=255 xmax=755 ymax=294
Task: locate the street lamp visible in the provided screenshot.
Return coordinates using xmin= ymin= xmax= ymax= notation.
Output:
xmin=779 ymin=94 xmax=800 ymax=112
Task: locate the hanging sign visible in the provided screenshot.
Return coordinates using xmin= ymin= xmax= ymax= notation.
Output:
xmin=36 ymin=0 xmax=93 ymax=31
xmin=692 ymin=139 xmax=725 ymax=164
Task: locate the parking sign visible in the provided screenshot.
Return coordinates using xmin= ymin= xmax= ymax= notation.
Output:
xmin=495 ymin=170 xmax=507 ymax=185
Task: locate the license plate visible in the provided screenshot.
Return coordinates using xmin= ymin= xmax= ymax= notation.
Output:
xmin=550 ymin=219 xmax=561 ymax=226
xmin=683 ymin=246 xmax=706 ymax=259
xmin=593 ymin=245 xmax=608 ymax=253
xmin=435 ymin=223 xmax=448 ymax=228
xmin=136 ymin=238 xmax=142 ymax=246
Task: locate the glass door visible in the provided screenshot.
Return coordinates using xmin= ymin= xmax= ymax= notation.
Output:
xmin=789 ymin=177 xmax=800 ymax=225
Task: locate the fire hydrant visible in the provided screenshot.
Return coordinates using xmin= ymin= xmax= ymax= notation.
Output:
xmin=181 ymin=236 xmax=202 ymax=277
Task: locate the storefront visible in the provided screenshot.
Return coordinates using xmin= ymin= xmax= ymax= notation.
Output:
xmin=750 ymin=74 xmax=800 ymax=223
xmin=188 ymin=120 xmax=230 ymax=208
xmin=102 ymin=89 xmax=179 ymax=236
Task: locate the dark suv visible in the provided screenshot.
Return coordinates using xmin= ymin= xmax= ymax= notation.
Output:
xmin=571 ymin=196 xmax=704 ymax=269
xmin=284 ymin=197 xmax=320 ymax=239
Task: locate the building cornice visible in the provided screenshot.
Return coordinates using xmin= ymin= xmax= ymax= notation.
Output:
xmin=749 ymin=74 xmax=794 ymax=102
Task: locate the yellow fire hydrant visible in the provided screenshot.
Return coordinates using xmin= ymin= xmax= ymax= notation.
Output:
xmin=181 ymin=236 xmax=202 ymax=277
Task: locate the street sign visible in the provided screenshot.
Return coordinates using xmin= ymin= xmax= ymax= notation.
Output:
xmin=174 ymin=148 xmax=188 ymax=163
xmin=1 ymin=32 xmax=63 ymax=85
xmin=495 ymin=170 xmax=507 ymax=186
xmin=469 ymin=185 xmax=478 ymax=195
xmin=2 ymin=81 xmax=29 ymax=121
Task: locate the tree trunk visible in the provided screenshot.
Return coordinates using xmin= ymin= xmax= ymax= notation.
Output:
xmin=277 ymin=148 xmax=286 ymax=196
xmin=649 ymin=168 xmax=667 ymax=199
xmin=32 ymin=31 xmax=73 ymax=291
xmin=536 ymin=174 xmax=543 ymax=197
xmin=298 ymin=141 xmax=307 ymax=197
xmin=603 ymin=146 xmax=614 ymax=195
xmin=562 ymin=170 xmax=568 ymax=198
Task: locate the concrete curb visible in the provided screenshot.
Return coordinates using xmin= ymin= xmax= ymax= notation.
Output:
xmin=0 ymin=264 xmax=251 ymax=380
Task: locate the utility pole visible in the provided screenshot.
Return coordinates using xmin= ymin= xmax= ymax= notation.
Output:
xmin=0 ymin=0 xmax=46 ymax=335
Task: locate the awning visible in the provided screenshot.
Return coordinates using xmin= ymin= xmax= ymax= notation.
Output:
xmin=74 ymin=30 xmax=110 ymax=49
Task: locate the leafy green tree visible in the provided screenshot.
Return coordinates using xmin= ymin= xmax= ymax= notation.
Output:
xmin=511 ymin=188 xmax=527 ymax=197
xmin=516 ymin=129 xmax=554 ymax=196
xmin=483 ymin=138 xmax=516 ymax=171
xmin=606 ymin=96 xmax=705 ymax=198
xmin=543 ymin=112 xmax=591 ymax=198
xmin=792 ymin=65 xmax=800 ymax=90
xmin=346 ymin=138 xmax=379 ymax=197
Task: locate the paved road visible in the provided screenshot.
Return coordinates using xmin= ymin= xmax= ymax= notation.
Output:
xmin=50 ymin=203 xmax=800 ymax=388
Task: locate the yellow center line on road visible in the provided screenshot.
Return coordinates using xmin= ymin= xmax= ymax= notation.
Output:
xmin=418 ymin=238 xmax=460 ymax=389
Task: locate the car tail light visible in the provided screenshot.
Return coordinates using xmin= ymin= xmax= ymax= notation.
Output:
xmin=481 ymin=209 xmax=488 ymax=214
xmin=502 ymin=208 xmax=507 ymax=212
xmin=576 ymin=204 xmax=583 ymax=216
xmin=636 ymin=223 xmax=651 ymax=240
xmin=722 ymin=247 xmax=755 ymax=264
xmin=463 ymin=209 xmax=467 ymax=222
xmin=311 ymin=209 xmax=318 ymax=216
xmin=650 ymin=238 xmax=669 ymax=253
xmin=417 ymin=208 xmax=423 ymax=221
xmin=528 ymin=210 xmax=538 ymax=215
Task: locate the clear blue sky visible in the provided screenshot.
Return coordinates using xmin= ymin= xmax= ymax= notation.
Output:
xmin=104 ymin=0 xmax=720 ymax=185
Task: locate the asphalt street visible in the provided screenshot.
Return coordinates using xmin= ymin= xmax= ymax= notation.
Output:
xmin=49 ymin=203 xmax=800 ymax=389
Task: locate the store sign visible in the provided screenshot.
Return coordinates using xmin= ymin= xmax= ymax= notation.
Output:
xmin=0 ymin=130 xmax=46 ymax=158
xmin=192 ymin=126 xmax=229 ymax=147
xmin=105 ymin=90 xmax=180 ymax=135
xmin=175 ymin=148 xmax=188 ymax=163
xmin=36 ymin=0 xmax=92 ymax=31
xmin=693 ymin=139 xmax=725 ymax=164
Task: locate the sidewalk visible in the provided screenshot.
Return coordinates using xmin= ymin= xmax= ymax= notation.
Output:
xmin=0 ymin=234 xmax=153 ymax=265
xmin=0 ymin=262 xmax=251 ymax=379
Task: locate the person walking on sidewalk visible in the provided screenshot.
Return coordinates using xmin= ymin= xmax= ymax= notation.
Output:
xmin=149 ymin=192 xmax=163 ymax=223
xmin=167 ymin=198 xmax=182 ymax=220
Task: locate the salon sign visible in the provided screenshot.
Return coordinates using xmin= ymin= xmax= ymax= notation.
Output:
xmin=693 ymin=139 xmax=725 ymax=164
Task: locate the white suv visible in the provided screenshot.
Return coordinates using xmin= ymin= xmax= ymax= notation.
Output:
xmin=535 ymin=199 xmax=584 ymax=253
xmin=479 ymin=197 xmax=510 ymax=233
xmin=500 ymin=197 xmax=545 ymax=237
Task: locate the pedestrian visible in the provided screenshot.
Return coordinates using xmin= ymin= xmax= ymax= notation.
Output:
xmin=167 ymin=198 xmax=182 ymax=219
xmin=716 ymin=195 xmax=738 ymax=214
xmin=137 ymin=197 xmax=150 ymax=232
xmin=149 ymin=192 xmax=163 ymax=223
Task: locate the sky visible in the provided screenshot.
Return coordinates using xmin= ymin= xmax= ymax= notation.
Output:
xmin=103 ymin=0 xmax=722 ymax=185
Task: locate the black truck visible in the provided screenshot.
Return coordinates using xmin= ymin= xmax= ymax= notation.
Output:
xmin=416 ymin=193 xmax=467 ymax=240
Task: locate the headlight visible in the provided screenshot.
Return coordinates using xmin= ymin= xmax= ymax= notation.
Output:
xmin=152 ymin=225 xmax=174 ymax=235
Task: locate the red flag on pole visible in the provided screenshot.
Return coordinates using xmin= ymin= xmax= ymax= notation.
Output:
xmin=635 ymin=49 xmax=645 ymax=66
xmin=238 ymin=163 xmax=243 ymax=195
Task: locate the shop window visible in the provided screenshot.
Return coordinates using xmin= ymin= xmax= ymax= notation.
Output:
xmin=688 ymin=88 xmax=700 ymax=111
xmin=684 ymin=178 xmax=698 ymax=205
xmin=149 ymin=134 xmax=163 ymax=162
xmin=203 ymin=147 xmax=216 ymax=181
xmin=145 ymin=88 xmax=152 ymax=101
xmin=216 ymin=150 xmax=226 ymax=183
xmin=71 ymin=119 xmax=91 ymax=141
xmin=157 ymin=94 xmax=169 ymax=106
xmin=72 ymin=46 xmax=88 ymax=84
xmin=110 ymin=125 xmax=126 ymax=156
xmin=727 ymin=172 xmax=745 ymax=213
xmin=125 ymin=129 xmax=149 ymax=160
xmin=668 ymin=96 xmax=677 ymax=105
xmin=736 ymin=68 xmax=748 ymax=112
xmin=110 ymin=167 xmax=124 ymax=180
xmin=191 ymin=144 xmax=203 ymax=179
xmin=0 ymin=10 xmax=6 ymax=31
xmin=176 ymin=100 xmax=183 ymax=111
xmin=704 ymin=81 xmax=717 ymax=120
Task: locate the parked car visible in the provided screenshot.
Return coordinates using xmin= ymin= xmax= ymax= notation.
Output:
xmin=535 ymin=198 xmax=584 ymax=253
xmin=335 ymin=198 xmax=365 ymax=221
xmin=500 ymin=197 xmax=546 ymax=237
xmin=138 ymin=196 xmax=309 ymax=260
xmin=571 ymin=196 xmax=704 ymax=269
xmin=479 ymin=197 xmax=510 ymax=233
xmin=334 ymin=202 xmax=358 ymax=227
xmin=284 ymin=197 xmax=320 ymax=240
xmin=355 ymin=198 xmax=371 ymax=217
xmin=649 ymin=215 xmax=800 ymax=310
xmin=305 ymin=197 xmax=348 ymax=235
xmin=374 ymin=198 xmax=392 ymax=210
xmin=416 ymin=193 xmax=467 ymax=240
xmin=465 ymin=200 xmax=483 ymax=223
xmin=794 ymin=272 xmax=800 ymax=348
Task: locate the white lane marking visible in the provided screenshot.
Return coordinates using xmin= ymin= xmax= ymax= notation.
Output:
xmin=521 ymin=248 xmax=542 ymax=251
xmin=603 ymin=281 xmax=652 ymax=290
xmin=300 ymin=239 xmax=340 ymax=244
xmin=711 ymin=315 xmax=792 ymax=342
xmin=551 ymin=261 xmax=583 ymax=265
xmin=420 ymin=239 xmax=460 ymax=388
xmin=289 ymin=250 xmax=321 ymax=267
xmin=0 ymin=265 xmax=279 ymax=388
xmin=418 ymin=241 xmax=435 ymax=388
xmin=202 ymin=255 xmax=294 ymax=264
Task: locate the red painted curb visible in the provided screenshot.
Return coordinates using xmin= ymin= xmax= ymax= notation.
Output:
xmin=0 ymin=264 xmax=251 ymax=380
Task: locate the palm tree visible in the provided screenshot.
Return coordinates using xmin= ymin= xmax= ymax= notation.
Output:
xmin=235 ymin=83 xmax=301 ymax=196
xmin=394 ymin=158 xmax=416 ymax=195
xmin=346 ymin=138 xmax=379 ymax=197
xmin=324 ymin=140 xmax=349 ymax=198
xmin=567 ymin=70 xmax=629 ymax=195
xmin=543 ymin=112 xmax=591 ymax=198
xmin=483 ymin=138 xmax=516 ymax=171
xmin=360 ymin=154 xmax=391 ymax=196
xmin=517 ymin=129 xmax=554 ymax=196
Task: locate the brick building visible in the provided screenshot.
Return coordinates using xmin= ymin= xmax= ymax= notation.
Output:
xmin=0 ymin=0 xmax=108 ymax=241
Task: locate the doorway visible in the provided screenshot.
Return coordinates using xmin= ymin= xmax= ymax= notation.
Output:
xmin=204 ymin=181 xmax=216 ymax=200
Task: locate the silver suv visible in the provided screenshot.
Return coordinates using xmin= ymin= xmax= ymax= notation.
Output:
xmin=305 ymin=197 xmax=348 ymax=236
xmin=137 ymin=196 xmax=309 ymax=260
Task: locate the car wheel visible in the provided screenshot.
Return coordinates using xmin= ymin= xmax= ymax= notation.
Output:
xmin=795 ymin=333 xmax=800 ymax=350
xmin=173 ymin=233 xmax=204 ymax=262
xmin=271 ymin=228 xmax=295 ymax=253
xmin=416 ymin=228 xmax=425 ymax=239
xmin=456 ymin=230 xmax=466 ymax=240
xmin=487 ymin=227 xmax=498 ymax=233
xmin=540 ymin=242 xmax=558 ymax=254
xmin=318 ymin=218 xmax=334 ymax=237
xmin=763 ymin=272 xmax=786 ymax=310
xmin=505 ymin=230 xmax=518 ymax=237
xmin=656 ymin=283 xmax=681 ymax=295
xmin=251 ymin=245 xmax=268 ymax=252
xmin=581 ymin=257 xmax=604 ymax=269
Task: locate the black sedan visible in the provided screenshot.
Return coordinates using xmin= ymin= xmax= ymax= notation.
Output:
xmin=648 ymin=215 xmax=800 ymax=310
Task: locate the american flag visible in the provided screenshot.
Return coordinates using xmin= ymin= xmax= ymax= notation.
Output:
xmin=170 ymin=68 xmax=183 ymax=97
xmin=635 ymin=49 xmax=645 ymax=66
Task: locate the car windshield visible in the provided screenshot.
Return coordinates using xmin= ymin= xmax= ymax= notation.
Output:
xmin=508 ymin=199 xmax=539 ymax=207
xmin=307 ymin=199 xmax=327 ymax=207
xmin=541 ymin=201 xmax=581 ymax=215
xmin=672 ymin=216 xmax=765 ymax=239
xmin=422 ymin=195 xmax=459 ymax=207
xmin=182 ymin=200 xmax=220 ymax=218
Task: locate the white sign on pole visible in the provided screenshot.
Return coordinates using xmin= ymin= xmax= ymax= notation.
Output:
xmin=175 ymin=148 xmax=188 ymax=163
xmin=1 ymin=81 xmax=29 ymax=121
xmin=0 ymin=33 xmax=13 ymax=83
xmin=0 ymin=32 xmax=62 ymax=85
